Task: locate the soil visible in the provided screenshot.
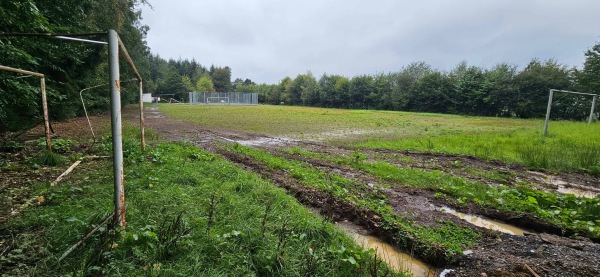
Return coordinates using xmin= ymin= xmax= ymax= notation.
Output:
xmin=2 ymin=105 xmax=599 ymax=277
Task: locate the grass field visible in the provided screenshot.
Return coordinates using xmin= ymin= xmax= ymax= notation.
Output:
xmin=160 ymin=104 xmax=600 ymax=173
xmin=2 ymin=129 xmax=405 ymax=276
xmin=3 ymin=105 xmax=599 ymax=276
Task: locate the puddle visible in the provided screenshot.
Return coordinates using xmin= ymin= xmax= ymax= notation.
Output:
xmin=235 ymin=137 xmax=298 ymax=147
xmin=335 ymin=221 xmax=435 ymax=277
xmin=528 ymin=171 xmax=599 ymax=198
xmin=305 ymin=129 xmax=398 ymax=141
xmin=556 ymin=186 xmax=599 ymax=198
xmin=440 ymin=206 xmax=526 ymax=235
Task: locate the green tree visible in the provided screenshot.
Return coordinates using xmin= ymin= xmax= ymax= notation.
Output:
xmin=392 ymin=62 xmax=431 ymax=110
xmin=514 ymin=59 xmax=572 ymax=118
xmin=481 ymin=63 xmax=518 ymax=117
xmin=182 ymin=75 xmax=195 ymax=92
xmin=296 ymin=72 xmax=319 ymax=106
xmin=0 ymin=0 xmax=150 ymax=131
xmin=196 ymin=75 xmax=215 ymax=92
xmin=577 ymin=43 xmax=600 ymax=94
xmin=409 ymin=70 xmax=453 ymax=113
xmin=349 ymin=75 xmax=374 ymax=109
xmin=449 ymin=61 xmax=485 ymax=115
xmin=279 ymin=77 xmax=293 ymax=104
xmin=211 ymin=66 xmax=232 ymax=92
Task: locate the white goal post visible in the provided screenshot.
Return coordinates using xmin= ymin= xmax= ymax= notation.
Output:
xmin=543 ymin=89 xmax=598 ymax=136
xmin=207 ymin=97 xmax=229 ymax=103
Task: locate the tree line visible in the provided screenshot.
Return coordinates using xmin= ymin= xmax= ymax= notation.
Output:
xmin=145 ymin=55 xmax=242 ymax=101
xmin=1 ymin=1 xmax=599 ymax=132
xmin=238 ymin=48 xmax=599 ymax=120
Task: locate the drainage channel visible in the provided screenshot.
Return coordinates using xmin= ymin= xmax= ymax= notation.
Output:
xmin=335 ymin=221 xmax=436 ymax=277
xmin=439 ymin=206 xmax=527 ymax=236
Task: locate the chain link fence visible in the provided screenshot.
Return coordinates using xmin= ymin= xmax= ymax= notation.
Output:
xmin=188 ymin=91 xmax=258 ymax=105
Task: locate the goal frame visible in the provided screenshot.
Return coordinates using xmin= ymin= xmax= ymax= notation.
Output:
xmin=543 ymin=89 xmax=597 ymax=136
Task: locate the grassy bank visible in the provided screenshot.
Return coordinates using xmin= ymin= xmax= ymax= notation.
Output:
xmin=160 ymin=104 xmax=600 ymax=173
xmin=1 ymin=133 xmax=404 ymax=276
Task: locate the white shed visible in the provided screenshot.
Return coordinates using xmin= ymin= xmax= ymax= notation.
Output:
xmin=142 ymin=93 xmax=152 ymax=103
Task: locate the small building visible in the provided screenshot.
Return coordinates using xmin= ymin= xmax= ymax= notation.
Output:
xmin=142 ymin=93 xmax=152 ymax=103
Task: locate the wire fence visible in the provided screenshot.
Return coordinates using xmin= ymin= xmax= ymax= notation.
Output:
xmin=188 ymin=91 xmax=258 ymax=105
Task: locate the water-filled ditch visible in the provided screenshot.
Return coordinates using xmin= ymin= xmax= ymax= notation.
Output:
xmin=335 ymin=221 xmax=436 ymax=277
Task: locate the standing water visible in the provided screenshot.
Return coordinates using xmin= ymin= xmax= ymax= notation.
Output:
xmin=440 ymin=206 xmax=526 ymax=235
xmin=336 ymin=221 xmax=435 ymax=277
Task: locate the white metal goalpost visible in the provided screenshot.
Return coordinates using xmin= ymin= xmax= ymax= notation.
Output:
xmin=543 ymin=89 xmax=598 ymax=136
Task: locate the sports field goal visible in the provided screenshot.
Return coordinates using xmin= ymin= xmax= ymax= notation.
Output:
xmin=189 ymin=91 xmax=258 ymax=105
xmin=543 ymin=89 xmax=597 ymax=136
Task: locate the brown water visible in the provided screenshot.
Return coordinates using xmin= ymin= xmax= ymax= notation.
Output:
xmin=440 ymin=206 xmax=526 ymax=236
xmin=528 ymin=171 xmax=599 ymax=198
xmin=556 ymin=186 xmax=599 ymax=198
xmin=335 ymin=221 xmax=435 ymax=277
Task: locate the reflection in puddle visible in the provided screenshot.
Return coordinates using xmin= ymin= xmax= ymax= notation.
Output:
xmin=336 ymin=221 xmax=435 ymax=277
xmin=440 ymin=207 xmax=526 ymax=236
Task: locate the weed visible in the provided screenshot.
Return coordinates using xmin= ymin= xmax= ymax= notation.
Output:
xmin=36 ymin=150 xmax=69 ymax=166
xmin=156 ymin=212 xmax=193 ymax=259
xmin=367 ymin=250 xmax=390 ymax=277
xmin=275 ymin=216 xmax=292 ymax=270
xmin=206 ymin=191 xmax=220 ymax=235
xmin=352 ymin=150 xmax=367 ymax=164
xmin=261 ymin=200 xmax=273 ymax=238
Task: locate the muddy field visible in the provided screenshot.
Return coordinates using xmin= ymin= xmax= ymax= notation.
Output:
xmin=3 ymin=105 xmax=600 ymax=277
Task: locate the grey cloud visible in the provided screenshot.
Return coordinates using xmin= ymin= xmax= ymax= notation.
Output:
xmin=142 ymin=0 xmax=600 ymax=83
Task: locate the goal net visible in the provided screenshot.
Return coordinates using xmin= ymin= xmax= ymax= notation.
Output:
xmin=188 ymin=91 xmax=258 ymax=105
xmin=207 ymin=97 xmax=229 ymax=104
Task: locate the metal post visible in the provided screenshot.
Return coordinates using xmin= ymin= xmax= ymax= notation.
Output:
xmin=589 ymin=96 xmax=597 ymax=124
xmin=543 ymin=89 xmax=554 ymax=137
xmin=108 ymin=29 xmax=126 ymax=228
xmin=40 ymin=77 xmax=52 ymax=152
xmin=139 ymin=80 xmax=145 ymax=151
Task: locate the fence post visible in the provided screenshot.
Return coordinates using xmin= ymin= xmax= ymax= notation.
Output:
xmin=108 ymin=29 xmax=126 ymax=228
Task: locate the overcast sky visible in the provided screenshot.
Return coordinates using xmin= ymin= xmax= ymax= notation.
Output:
xmin=141 ymin=0 xmax=600 ymax=84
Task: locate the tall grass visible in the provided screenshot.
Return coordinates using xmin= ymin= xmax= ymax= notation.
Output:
xmin=357 ymin=121 xmax=600 ymax=174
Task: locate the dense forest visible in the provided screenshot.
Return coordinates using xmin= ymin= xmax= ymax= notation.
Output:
xmin=1 ymin=1 xmax=599 ymax=133
xmin=242 ymin=52 xmax=600 ymax=120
